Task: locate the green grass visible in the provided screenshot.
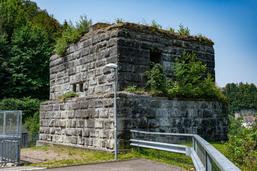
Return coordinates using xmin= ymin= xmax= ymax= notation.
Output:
xmin=24 ymin=142 xmax=229 ymax=170
xmin=210 ymin=142 xmax=228 ymax=155
xmin=23 ymin=145 xmax=194 ymax=170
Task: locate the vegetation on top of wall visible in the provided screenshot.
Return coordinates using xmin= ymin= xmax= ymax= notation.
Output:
xmin=145 ymin=63 xmax=167 ymax=95
xmin=55 ymin=16 xmax=92 ymax=56
xmin=55 ymin=18 xmax=213 ymax=56
xmin=125 ymin=52 xmax=226 ymax=102
xmin=169 ymin=27 xmax=175 ymax=33
xmin=151 ymin=20 xmax=162 ymax=31
xmin=125 ymin=86 xmax=146 ymax=95
xmin=109 ymin=21 xmax=214 ymax=45
xmin=58 ymin=91 xmax=78 ymax=102
xmin=167 ymin=52 xmax=226 ymax=102
xmin=178 ymin=24 xmax=190 ymax=36
xmin=115 ymin=18 xmax=124 ymax=24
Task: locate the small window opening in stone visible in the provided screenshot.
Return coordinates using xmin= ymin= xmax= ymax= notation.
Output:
xmin=150 ymin=48 xmax=161 ymax=65
xmin=72 ymin=84 xmax=76 ymax=92
xmin=79 ymin=83 xmax=83 ymax=92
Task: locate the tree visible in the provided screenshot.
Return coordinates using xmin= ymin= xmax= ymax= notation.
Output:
xmin=0 ymin=0 xmax=62 ymax=99
xmin=7 ymin=24 xmax=52 ymax=99
xmin=167 ymin=52 xmax=226 ymax=101
xmin=223 ymin=82 xmax=257 ymax=114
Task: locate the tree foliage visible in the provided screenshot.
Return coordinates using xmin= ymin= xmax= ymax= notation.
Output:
xmin=145 ymin=63 xmax=167 ymax=94
xmin=223 ymin=82 xmax=257 ymax=114
xmin=167 ymin=52 xmax=226 ymax=101
xmin=141 ymin=52 xmax=226 ymax=101
xmin=226 ymin=117 xmax=257 ymax=170
xmin=55 ymin=16 xmax=92 ymax=55
xmin=0 ymin=98 xmax=41 ymax=134
xmin=0 ymin=0 xmax=62 ymax=99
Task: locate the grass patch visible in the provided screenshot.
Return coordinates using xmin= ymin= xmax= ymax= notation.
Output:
xmin=23 ymin=145 xmax=193 ymax=170
xmin=58 ymin=91 xmax=78 ymax=102
xmin=25 ymin=145 xmax=114 ymax=168
xmin=210 ymin=142 xmax=228 ymax=156
xmin=124 ymin=86 xmax=146 ymax=95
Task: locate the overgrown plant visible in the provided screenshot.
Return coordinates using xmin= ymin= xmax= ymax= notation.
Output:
xmin=178 ymin=24 xmax=190 ymax=36
xmin=169 ymin=27 xmax=175 ymax=33
xmin=167 ymin=52 xmax=226 ymax=101
xmin=115 ymin=18 xmax=124 ymax=24
xmin=58 ymin=91 xmax=78 ymax=102
xmin=196 ymin=34 xmax=213 ymax=44
xmin=55 ymin=16 xmax=92 ymax=56
xmin=145 ymin=63 xmax=167 ymax=95
xmin=151 ymin=20 xmax=162 ymax=30
xmin=133 ymin=52 xmax=226 ymax=101
xmin=226 ymin=117 xmax=257 ymax=170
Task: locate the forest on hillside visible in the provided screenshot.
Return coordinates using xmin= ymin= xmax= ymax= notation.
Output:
xmin=223 ymin=83 xmax=257 ymax=114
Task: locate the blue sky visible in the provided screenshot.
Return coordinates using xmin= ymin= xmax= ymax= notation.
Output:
xmin=33 ymin=0 xmax=257 ymax=87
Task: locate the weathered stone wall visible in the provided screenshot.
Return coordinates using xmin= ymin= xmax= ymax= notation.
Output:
xmin=39 ymin=95 xmax=115 ymax=151
xmin=38 ymin=92 xmax=227 ymax=150
xmin=117 ymin=93 xmax=228 ymax=145
xmin=117 ymin=28 xmax=215 ymax=89
xmin=49 ymin=27 xmax=119 ymax=100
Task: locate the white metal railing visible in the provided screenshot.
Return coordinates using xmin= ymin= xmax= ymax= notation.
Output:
xmin=130 ymin=130 xmax=240 ymax=171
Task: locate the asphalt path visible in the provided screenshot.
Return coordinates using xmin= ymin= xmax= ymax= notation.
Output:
xmin=43 ymin=159 xmax=183 ymax=171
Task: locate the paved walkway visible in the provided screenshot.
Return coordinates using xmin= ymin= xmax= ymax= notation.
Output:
xmin=43 ymin=159 xmax=183 ymax=171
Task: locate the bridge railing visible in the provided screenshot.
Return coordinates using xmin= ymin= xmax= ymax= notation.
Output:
xmin=130 ymin=130 xmax=240 ymax=171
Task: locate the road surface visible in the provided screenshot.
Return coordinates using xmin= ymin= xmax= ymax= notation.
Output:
xmin=43 ymin=159 xmax=183 ymax=171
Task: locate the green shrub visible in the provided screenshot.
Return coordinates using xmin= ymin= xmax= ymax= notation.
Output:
xmin=76 ymin=16 xmax=91 ymax=34
xmin=55 ymin=16 xmax=92 ymax=56
xmin=169 ymin=27 xmax=175 ymax=33
xmin=133 ymin=52 xmax=226 ymax=101
xmin=0 ymin=98 xmax=40 ymax=121
xmin=178 ymin=24 xmax=190 ymax=36
xmin=24 ymin=111 xmax=39 ymax=134
xmin=151 ymin=20 xmax=162 ymax=30
xmin=145 ymin=64 xmax=167 ymax=95
xmin=167 ymin=52 xmax=226 ymax=102
xmin=196 ymin=34 xmax=214 ymax=45
xmin=226 ymin=118 xmax=257 ymax=170
xmin=223 ymin=83 xmax=257 ymax=114
xmin=115 ymin=18 xmax=124 ymax=24
xmin=0 ymin=98 xmax=41 ymax=134
xmin=58 ymin=91 xmax=78 ymax=102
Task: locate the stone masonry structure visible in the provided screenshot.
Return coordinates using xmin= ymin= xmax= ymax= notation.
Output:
xmin=38 ymin=22 xmax=227 ymax=151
